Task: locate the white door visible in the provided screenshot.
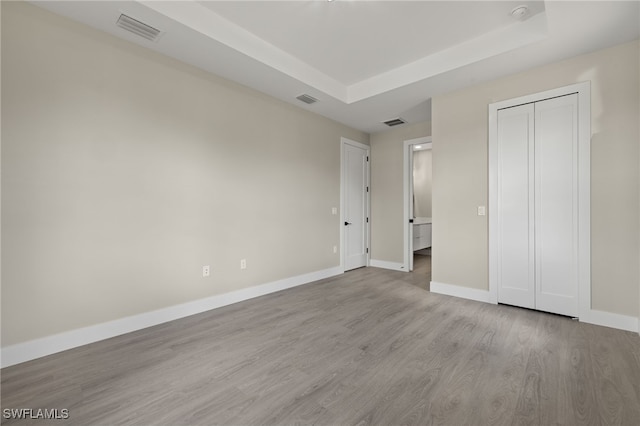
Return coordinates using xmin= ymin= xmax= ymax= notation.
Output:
xmin=495 ymin=94 xmax=579 ymax=317
xmin=343 ymin=141 xmax=369 ymax=271
xmin=496 ymin=103 xmax=536 ymax=309
xmin=534 ymin=94 xmax=579 ymax=317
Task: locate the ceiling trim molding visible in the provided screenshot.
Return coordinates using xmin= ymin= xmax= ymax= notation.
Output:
xmin=348 ymin=13 xmax=548 ymax=103
xmin=141 ymin=0 xmax=347 ymax=101
xmin=143 ymin=1 xmax=547 ymax=105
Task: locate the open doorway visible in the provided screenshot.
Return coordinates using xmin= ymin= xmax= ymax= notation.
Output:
xmin=403 ymin=137 xmax=432 ymax=290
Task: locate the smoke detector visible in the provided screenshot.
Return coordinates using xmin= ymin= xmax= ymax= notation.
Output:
xmin=510 ymin=5 xmax=530 ymax=21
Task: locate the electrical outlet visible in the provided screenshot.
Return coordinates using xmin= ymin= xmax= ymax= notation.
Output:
xmin=478 ymin=206 xmax=486 ymax=216
xmin=202 ymin=265 xmax=210 ymax=277
xmin=240 ymin=259 xmax=247 ymax=270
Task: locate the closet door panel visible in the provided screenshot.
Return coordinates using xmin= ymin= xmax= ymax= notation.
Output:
xmin=534 ymin=94 xmax=579 ymax=317
xmin=496 ymin=104 xmax=535 ymax=309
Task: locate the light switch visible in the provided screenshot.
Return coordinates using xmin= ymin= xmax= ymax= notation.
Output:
xmin=332 ymin=207 xmax=338 ymax=215
xmin=478 ymin=206 xmax=486 ymax=216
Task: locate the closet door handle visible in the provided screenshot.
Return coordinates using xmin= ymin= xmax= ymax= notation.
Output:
xmin=344 ymin=221 xmax=352 ymax=226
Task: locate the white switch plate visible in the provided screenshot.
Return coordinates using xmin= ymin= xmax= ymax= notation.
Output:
xmin=331 ymin=207 xmax=337 ymax=215
xmin=478 ymin=206 xmax=486 ymax=216
xmin=240 ymin=259 xmax=247 ymax=270
xmin=333 ymin=245 xmax=337 ymax=253
xmin=202 ymin=265 xmax=210 ymax=277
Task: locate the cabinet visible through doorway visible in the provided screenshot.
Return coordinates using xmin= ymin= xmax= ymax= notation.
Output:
xmin=413 ymin=223 xmax=432 ymax=251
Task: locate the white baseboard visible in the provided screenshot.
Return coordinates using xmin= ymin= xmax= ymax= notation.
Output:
xmin=581 ymin=309 xmax=639 ymax=333
xmin=430 ymin=281 xmax=494 ymax=304
xmin=1 ymin=266 xmax=342 ymax=368
xmin=431 ymin=281 xmax=638 ymax=334
xmin=370 ymin=259 xmax=406 ymax=272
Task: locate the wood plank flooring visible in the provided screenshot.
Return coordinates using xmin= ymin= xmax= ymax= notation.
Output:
xmin=2 ymin=265 xmax=639 ymax=425
xmin=408 ymin=253 xmax=431 ymax=291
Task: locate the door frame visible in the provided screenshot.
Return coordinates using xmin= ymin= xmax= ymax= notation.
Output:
xmin=488 ymin=81 xmax=591 ymax=318
xmin=340 ymin=137 xmax=371 ymax=272
xmin=403 ymin=136 xmax=432 ymax=272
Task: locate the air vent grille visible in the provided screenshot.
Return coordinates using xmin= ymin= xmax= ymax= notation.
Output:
xmin=382 ymin=117 xmax=407 ymax=127
xmin=296 ymin=94 xmax=318 ymax=105
xmin=116 ymin=14 xmax=162 ymax=42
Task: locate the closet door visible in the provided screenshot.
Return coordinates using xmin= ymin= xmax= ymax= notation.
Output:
xmin=534 ymin=94 xmax=579 ymax=317
xmin=496 ymin=104 xmax=535 ymax=309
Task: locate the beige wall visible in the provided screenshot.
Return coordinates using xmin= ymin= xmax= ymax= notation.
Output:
xmin=413 ymin=149 xmax=432 ymax=218
xmin=370 ymin=121 xmax=431 ymax=263
xmin=432 ymin=40 xmax=640 ymax=317
xmin=1 ymin=2 xmax=368 ymax=346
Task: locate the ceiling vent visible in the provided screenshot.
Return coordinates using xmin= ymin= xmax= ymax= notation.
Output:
xmin=296 ymin=94 xmax=318 ymax=105
xmin=382 ymin=117 xmax=407 ymax=127
xmin=116 ymin=14 xmax=162 ymax=42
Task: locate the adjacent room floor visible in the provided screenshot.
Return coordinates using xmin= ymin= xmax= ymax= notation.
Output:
xmin=409 ymin=252 xmax=431 ymax=291
xmin=2 ymin=265 xmax=639 ymax=425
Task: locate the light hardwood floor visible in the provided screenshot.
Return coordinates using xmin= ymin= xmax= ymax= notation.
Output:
xmin=2 ymin=265 xmax=639 ymax=425
xmin=408 ymin=253 xmax=431 ymax=291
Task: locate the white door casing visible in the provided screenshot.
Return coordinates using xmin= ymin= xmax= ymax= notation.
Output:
xmin=341 ymin=138 xmax=370 ymax=271
xmin=403 ymin=137 xmax=432 ymax=272
xmin=408 ymin=146 xmax=415 ymax=272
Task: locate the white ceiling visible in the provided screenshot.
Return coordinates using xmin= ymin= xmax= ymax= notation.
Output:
xmin=31 ymin=1 xmax=640 ymax=133
xmin=202 ymin=1 xmax=546 ymax=84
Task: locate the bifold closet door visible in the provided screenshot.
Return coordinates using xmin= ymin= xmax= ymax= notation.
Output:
xmin=534 ymin=94 xmax=579 ymax=317
xmin=496 ymin=104 xmax=535 ymax=309
xmin=496 ymin=93 xmax=579 ymax=317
